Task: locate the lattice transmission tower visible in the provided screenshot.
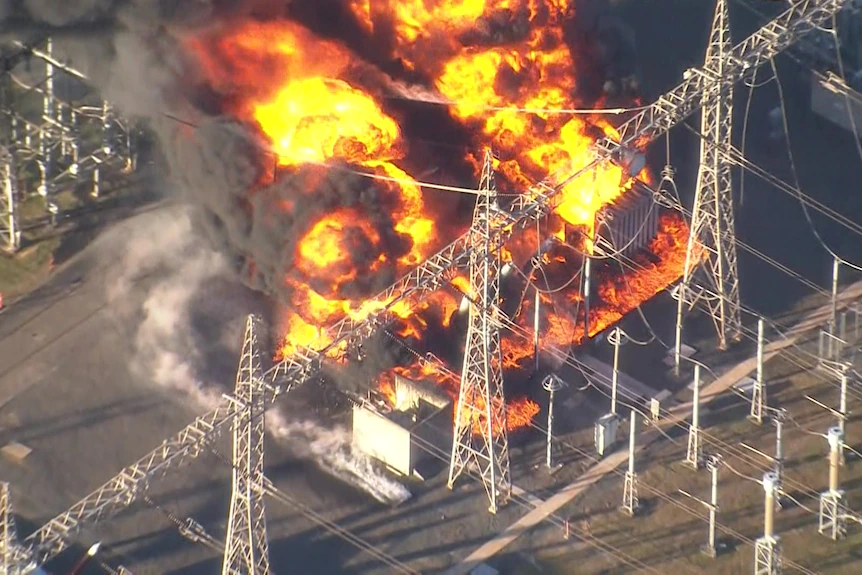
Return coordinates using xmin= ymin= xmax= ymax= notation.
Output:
xmin=448 ymin=150 xmax=511 ymax=514
xmin=0 ymin=147 xmax=20 ymax=253
xmin=222 ymin=315 xmax=271 ymax=575
xmin=0 ymin=483 xmax=34 ymax=575
xmin=675 ymin=0 xmax=742 ymax=361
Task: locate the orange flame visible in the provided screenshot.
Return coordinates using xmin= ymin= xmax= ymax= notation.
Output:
xmin=377 ymin=363 xmax=540 ymax=436
xmin=188 ymin=6 xmax=665 ymax=437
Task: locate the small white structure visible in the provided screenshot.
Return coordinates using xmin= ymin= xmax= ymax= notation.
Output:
xmin=595 ymin=413 xmax=620 ymax=457
xmin=353 ymin=375 xmax=452 ymax=478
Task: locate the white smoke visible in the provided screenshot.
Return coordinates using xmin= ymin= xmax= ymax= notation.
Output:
xmin=267 ymin=412 xmax=412 ymax=506
xmin=107 ymin=208 xmax=410 ymax=505
xmin=107 ymin=207 xmax=225 ymax=407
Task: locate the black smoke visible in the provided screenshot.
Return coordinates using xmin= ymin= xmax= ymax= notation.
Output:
xmin=0 ymin=0 xmax=639 ymax=312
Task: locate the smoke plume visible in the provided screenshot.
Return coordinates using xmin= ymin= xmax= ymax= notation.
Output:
xmin=106 ymin=207 xmax=228 ymax=406
xmin=0 ymin=0 xmax=639 ymax=307
xmin=104 ymin=207 xmax=410 ymax=504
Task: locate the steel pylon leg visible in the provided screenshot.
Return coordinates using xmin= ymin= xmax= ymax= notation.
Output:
xmin=448 ymin=150 xmax=511 ymax=514
xmin=222 ymin=316 xmax=271 ymax=575
xmin=0 ymin=148 xmax=20 ymax=253
xmin=676 ymin=0 xmax=742 ymax=352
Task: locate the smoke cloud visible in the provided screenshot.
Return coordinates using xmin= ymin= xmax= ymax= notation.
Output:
xmin=1 ymin=0 xmax=636 ymax=502
xmin=104 ymin=208 xmax=410 ymax=504
xmin=106 ymin=207 xmax=228 ymax=406
xmin=0 ymin=0 xmax=639 ymax=307
xmin=267 ymin=414 xmax=412 ymax=505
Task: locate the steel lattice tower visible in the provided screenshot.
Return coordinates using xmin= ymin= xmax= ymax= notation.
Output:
xmin=448 ymin=150 xmax=511 ymax=513
xmin=0 ymin=483 xmax=31 ymax=575
xmin=0 ymin=148 xmax=19 ymax=253
xmin=0 ymin=482 xmax=15 ymax=575
xmin=222 ymin=315 xmax=271 ymax=575
xmin=676 ymin=0 xmax=742 ymax=353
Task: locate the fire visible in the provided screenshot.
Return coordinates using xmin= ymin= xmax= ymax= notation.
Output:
xmin=499 ymin=211 xmax=692 ymax=369
xmin=369 ymin=0 xmax=644 ymax=237
xmin=189 ymin=21 xmax=438 ymax=358
xmin=254 ymin=77 xmax=400 ymax=166
xmin=188 ymin=4 xmax=664 ymax=434
xmin=376 ymin=363 xmax=540 ymax=436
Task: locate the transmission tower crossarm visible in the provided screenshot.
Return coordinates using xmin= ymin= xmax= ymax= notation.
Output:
xmin=16 ymin=0 xmax=852 ymax=567
xmin=12 ymin=399 xmax=242 ymax=566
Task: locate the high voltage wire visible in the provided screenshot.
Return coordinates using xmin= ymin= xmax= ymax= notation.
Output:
xmin=383 ymin=93 xmax=652 ymax=116
xmin=485 ymin=215 xmax=861 ymax=512
xmin=768 ymin=52 xmax=862 ymax=274
xmin=385 ymin=323 xmax=823 ymax=574
xmin=380 ymin=331 xmax=682 ymax=575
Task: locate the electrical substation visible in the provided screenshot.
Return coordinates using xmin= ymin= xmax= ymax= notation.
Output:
xmin=4 ymin=1 xmax=862 ymax=574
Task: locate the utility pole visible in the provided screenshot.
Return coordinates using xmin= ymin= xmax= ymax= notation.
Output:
xmin=679 ymin=454 xmax=721 ymax=556
xmin=583 ymin=254 xmax=592 ymax=340
xmin=774 ymin=409 xmax=785 ymax=494
xmin=830 ymin=256 xmax=840 ymax=340
xmin=754 ymin=471 xmax=781 ymax=575
xmin=750 ymin=317 xmax=766 ymax=424
xmin=705 ymin=455 xmax=721 ymax=557
xmin=608 ymin=327 xmax=624 ymax=416
xmin=542 ymin=375 xmax=565 ymax=470
xmin=621 ymin=409 xmax=639 ymax=516
xmin=818 ymin=426 xmax=846 ymax=541
xmin=674 ymin=0 xmax=741 ymax=369
xmin=222 ymin=315 xmax=271 ymax=575
xmin=449 ymin=150 xmax=511 ymax=513
xmin=839 ymin=368 xmax=848 ymax=464
xmin=685 ymin=364 xmax=703 ymax=469
xmin=534 ymin=287 xmax=540 ymax=373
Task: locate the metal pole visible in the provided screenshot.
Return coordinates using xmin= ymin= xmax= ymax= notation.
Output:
xmin=1 ymin=153 xmax=19 ymax=252
xmin=775 ymin=412 xmax=784 ymax=474
xmin=829 ymin=426 xmax=841 ymax=493
xmin=547 ymin=384 xmax=555 ymax=469
xmin=693 ymin=364 xmax=700 ymax=435
xmin=764 ymin=472 xmax=776 ymax=539
xmin=628 ymin=409 xmax=636 ymax=476
xmin=41 ymin=37 xmax=54 ymax=164
xmin=839 ymin=371 xmax=848 ymax=436
xmin=102 ymin=101 xmax=112 ymax=156
xmin=706 ymin=456 xmax=719 ymax=556
xmin=92 ymin=165 xmax=100 ymax=198
xmin=611 ymin=328 xmax=620 ymax=416
xmin=674 ymin=284 xmax=685 ymax=376
xmin=831 ymin=256 xmax=840 ymax=339
xmin=621 ymin=409 xmax=638 ymax=516
xmin=751 ymin=317 xmax=765 ymax=424
xmin=583 ymin=256 xmax=591 ymax=341
xmin=534 ymin=288 xmax=540 ymax=372
xmin=686 ymin=364 xmax=702 ymax=468
xmin=819 ymin=426 xmax=845 ymax=540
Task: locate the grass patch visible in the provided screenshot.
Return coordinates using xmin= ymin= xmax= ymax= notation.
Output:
xmin=0 ymin=236 xmax=60 ymax=301
xmin=532 ymin=338 xmax=862 ymax=574
xmin=17 ymin=194 xmax=46 ymax=223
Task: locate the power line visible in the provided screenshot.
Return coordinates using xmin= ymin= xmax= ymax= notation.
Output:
xmin=768 ymin=55 xmax=862 ymax=273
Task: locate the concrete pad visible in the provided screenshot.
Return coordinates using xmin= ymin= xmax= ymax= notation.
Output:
xmin=2 ymin=441 xmax=32 ymax=464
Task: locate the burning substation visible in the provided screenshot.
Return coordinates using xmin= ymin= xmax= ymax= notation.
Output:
xmin=181 ymin=2 xmax=690 ymax=488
